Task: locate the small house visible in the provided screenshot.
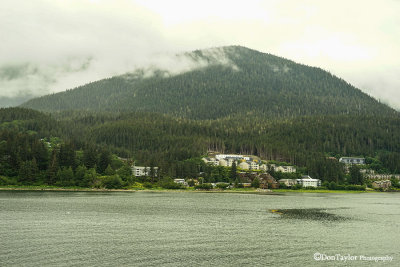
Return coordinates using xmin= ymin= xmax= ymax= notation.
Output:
xmin=296 ymin=175 xmax=321 ymax=187
xmin=174 ymin=179 xmax=188 ymax=187
xmin=278 ymin=179 xmax=297 ymax=187
xmin=371 ymin=180 xmax=391 ymax=190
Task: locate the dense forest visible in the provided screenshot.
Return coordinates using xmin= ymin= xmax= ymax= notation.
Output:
xmin=1 ymin=107 xmax=400 ymax=188
xmin=22 ymin=46 xmax=396 ymax=119
xmin=1 ymin=46 xmax=399 ymax=188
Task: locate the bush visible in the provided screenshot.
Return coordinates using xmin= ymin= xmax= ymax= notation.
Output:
xmin=216 ymin=183 xmax=229 ymax=189
xmin=158 ymin=177 xmax=184 ymax=189
xmin=234 ymin=181 xmax=244 ymax=188
xmin=187 ymin=179 xmax=195 ymax=187
xmin=321 ymin=182 xmax=346 ymax=190
xmin=292 ymin=184 xmax=303 ymax=190
xmin=251 ymin=178 xmax=260 ymax=188
xmin=161 ymin=181 xmax=183 ymax=189
xmin=102 ymin=175 xmax=123 ymax=189
xmin=143 ymin=182 xmax=153 ymax=189
xmin=335 ymin=184 xmax=346 ymax=190
xmin=391 ymin=178 xmax=400 ymax=188
xmin=304 ymin=186 xmax=316 ymax=190
xmin=345 ymin=184 xmax=366 ymax=191
xmin=0 ymin=176 xmax=18 ymax=185
xmin=279 ymin=183 xmax=288 ymax=189
xmin=195 ymin=183 xmax=213 ymax=190
xmin=328 ymin=181 xmax=337 ymax=190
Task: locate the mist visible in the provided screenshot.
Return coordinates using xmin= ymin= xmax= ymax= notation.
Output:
xmin=1 ymin=0 xmax=399 ymax=109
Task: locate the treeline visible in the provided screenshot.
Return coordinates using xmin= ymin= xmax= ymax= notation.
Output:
xmin=84 ymin=112 xmax=400 ymax=176
xmin=2 ymin=107 xmax=400 ymax=185
xmin=0 ymin=128 xmax=132 ymax=187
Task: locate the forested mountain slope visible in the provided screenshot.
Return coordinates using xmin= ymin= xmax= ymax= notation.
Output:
xmin=21 ymin=46 xmax=396 ymax=119
xmin=2 ymin=107 xmax=400 ymax=179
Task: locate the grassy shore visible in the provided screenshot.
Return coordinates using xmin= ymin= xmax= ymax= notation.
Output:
xmin=0 ymin=185 xmax=389 ymax=194
xmin=0 ymin=185 xmax=135 ymax=192
xmin=272 ymin=189 xmax=375 ymax=193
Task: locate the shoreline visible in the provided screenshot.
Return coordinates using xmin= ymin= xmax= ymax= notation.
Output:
xmin=0 ymin=186 xmax=391 ymax=194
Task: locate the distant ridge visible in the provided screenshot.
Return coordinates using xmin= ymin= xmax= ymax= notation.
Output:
xmin=21 ymin=46 xmax=397 ymax=119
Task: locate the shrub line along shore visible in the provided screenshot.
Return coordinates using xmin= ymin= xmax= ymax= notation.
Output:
xmin=0 ymin=186 xmax=391 ymax=194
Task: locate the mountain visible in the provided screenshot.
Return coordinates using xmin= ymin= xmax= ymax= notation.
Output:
xmin=0 ymin=95 xmax=34 ymax=108
xmin=21 ymin=46 xmax=396 ymax=119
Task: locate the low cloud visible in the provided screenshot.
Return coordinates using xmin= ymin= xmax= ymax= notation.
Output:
xmin=0 ymin=0 xmax=399 ymax=110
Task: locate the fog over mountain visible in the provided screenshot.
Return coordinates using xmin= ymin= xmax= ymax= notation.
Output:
xmin=1 ymin=0 xmax=400 ymax=109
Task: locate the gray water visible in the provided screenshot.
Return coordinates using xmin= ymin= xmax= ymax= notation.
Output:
xmin=0 ymin=191 xmax=399 ymax=266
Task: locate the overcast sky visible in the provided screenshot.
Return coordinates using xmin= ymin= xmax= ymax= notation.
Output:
xmin=1 ymin=0 xmax=399 ymax=109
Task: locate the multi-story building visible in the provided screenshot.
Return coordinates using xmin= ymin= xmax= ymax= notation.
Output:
xmin=215 ymin=154 xmax=250 ymax=161
xmin=238 ymin=162 xmax=250 ymax=170
xmin=339 ymin=157 xmax=365 ymax=165
xmin=249 ymin=161 xmax=259 ymax=170
xmin=202 ymin=157 xmax=219 ymax=166
xmin=132 ymin=166 xmax=158 ymax=177
xmin=296 ymin=175 xmax=321 ymax=187
xmin=275 ymin=165 xmax=296 ymax=173
xmin=365 ymin=174 xmax=400 ymax=180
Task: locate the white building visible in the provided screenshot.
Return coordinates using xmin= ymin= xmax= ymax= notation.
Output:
xmin=174 ymin=179 xmax=188 ymax=186
xmin=132 ymin=166 xmax=158 ymax=177
xmin=238 ymin=162 xmax=250 ymax=170
xmin=360 ymin=169 xmax=375 ymax=174
xmin=371 ymin=180 xmax=391 ymax=189
xmin=260 ymin=164 xmax=268 ymax=171
xmin=219 ymin=159 xmax=228 ymax=166
xmin=339 ymin=157 xmax=365 ymax=165
xmin=365 ymin=174 xmax=400 ymax=180
xmin=262 ymin=164 xmax=277 ymax=171
xmin=275 ymin=166 xmax=296 ymax=173
xmin=225 ymin=157 xmax=238 ymax=167
xmin=215 ymin=154 xmax=250 ymax=161
xmin=202 ymin=157 xmax=219 ymax=166
xmin=278 ymin=179 xmax=297 ymax=187
xmin=296 ymin=175 xmax=321 ymax=187
xmin=203 ymin=155 xmax=282 ymax=172
xmin=249 ymin=161 xmax=259 ymax=170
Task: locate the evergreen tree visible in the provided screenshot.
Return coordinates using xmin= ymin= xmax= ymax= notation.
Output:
xmin=81 ymin=168 xmax=97 ymax=187
xmin=83 ymin=146 xmax=98 ymax=169
xmin=104 ymin=164 xmax=115 ymax=176
xmin=56 ymin=166 xmax=74 ymax=186
xmin=46 ymin=149 xmax=59 ymax=185
xmin=18 ymin=158 xmax=39 ymax=185
xmin=230 ymin=162 xmax=238 ymax=181
xmin=117 ymin=163 xmax=133 ymax=183
xmin=75 ymin=165 xmax=87 ymax=183
xmin=348 ymin=165 xmax=364 ymax=185
xmin=32 ymin=140 xmax=49 ymax=171
xmin=251 ymin=177 xmax=260 ymax=188
xmin=58 ymin=142 xmax=76 ymax=169
xmin=98 ymin=150 xmax=112 ymax=174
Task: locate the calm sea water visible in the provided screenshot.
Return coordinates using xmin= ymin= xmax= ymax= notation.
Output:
xmin=0 ymin=191 xmax=399 ymax=266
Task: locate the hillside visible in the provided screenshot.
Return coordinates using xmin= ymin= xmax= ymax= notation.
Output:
xmin=0 ymin=95 xmax=34 ymax=108
xmin=21 ymin=46 xmax=396 ymax=119
xmin=2 ymin=107 xmax=400 ymax=181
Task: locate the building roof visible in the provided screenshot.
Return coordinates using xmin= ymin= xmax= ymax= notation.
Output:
xmin=299 ymin=175 xmax=320 ymax=181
